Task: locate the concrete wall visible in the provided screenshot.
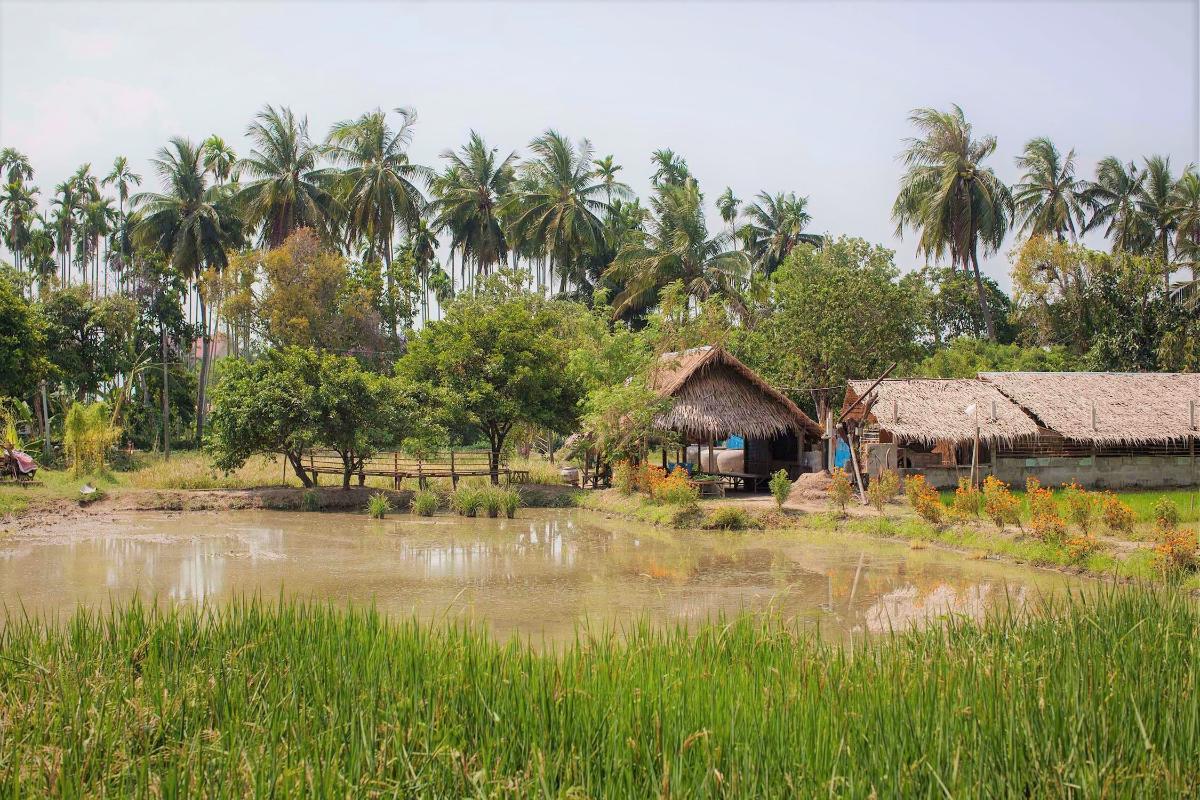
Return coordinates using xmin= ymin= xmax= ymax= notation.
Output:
xmin=993 ymin=455 xmax=1200 ymax=490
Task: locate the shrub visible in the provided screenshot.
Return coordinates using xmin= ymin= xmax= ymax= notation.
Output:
xmin=913 ymin=489 xmax=943 ymax=525
xmin=952 ymin=478 xmax=982 ymax=517
xmin=982 ymin=476 xmax=1021 ymax=529
xmin=1030 ymin=512 xmax=1068 ymax=546
xmin=768 ymin=469 xmax=791 ymax=510
xmin=877 ymin=469 xmax=901 ymax=500
xmin=1100 ymin=493 xmax=1135 ymax=534
xmin=367 ymin=492 xmax=392 ymax=519
xmin=652 ymin=467 xmax=699 ymax=506
xmin=704 ymin=506 xmax=755 ymax=531
xmin=1152 ymin=497 xmax=1181 ymax=534
xmin=613 ymin=460 xmax=636 ymax=495
xmin=1061 ymin=483 xmax=1097 ymax=534
xmin=637 ymin=464 xmax=668 ymax=495
xmin=829 ymin=468 xmax=853 ymax=516
xmin=866 ymin=478 xmax=890 ymax=516
xmin=499 ymin=488 xmax=521 ymax=518
xmin=1026 ymin=477 xmax=1057 ymax=520
xmin=1066 ymin=534 xmax=1099 ymax=562
xmin=412 ymin=490 xmax=439 ymax=517
xmin=1154 ymin=528 xmax=1198 ymax=575
xmin=300 ymin=490 xmax=320 ymax=512
xmin=63 ymin=401 xmax=120 ymax=476
xmin=904 ymin=473 xmax=929 ymax=507
xmin=451 ymin=487 xmax=485 ymax=517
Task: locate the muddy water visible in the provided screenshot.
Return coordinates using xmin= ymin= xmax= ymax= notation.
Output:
xmin=0 ymin=509 xmax=1072 ymax=641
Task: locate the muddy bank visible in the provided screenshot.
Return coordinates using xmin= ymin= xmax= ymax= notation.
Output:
xmin=2 ymin=483 xmax=582 ymax=535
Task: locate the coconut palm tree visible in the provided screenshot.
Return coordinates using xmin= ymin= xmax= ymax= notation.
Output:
xmin=1013 ymin=137 xmax=1085 ymax=241
xmin=133 ymin=137 xmax=244 ymax=446
xmin=650 ymin=149 xmax=690 ymax=187
xmin=236 ymin=104 xmax=336 ymax=248
xmin=201 ymin=136 xmax=237 ymax=186
xmin=1171 ymin=169 xmax=1200 ymax=280
xmin=1135 ymin=155 xmax=1180 ymax=292
xmin=504 ymin=130 xmax=615 ymax=294
xmin=326 ymin=107 xmax=430 ymax=276
xmin=102 ymin=156 xmax=142 ymax=217
xmin=592 ymin=155 xmax=623 ymax=201
xmin=0 ymin=148 xmax=32 ymax=184
xmin=1082 ymin=157 xmax=1150 ymax=254
xmin=892 ymin=105 xmax=1012 ymax=341
xmin=0 ymin=180 xmax=37 ymax=274
xmin=604 ymin=178 xmax=748 ymax=316
xmin=739 ymin=191 xmax=821 ymax=277
xmin=430 ymin=130 xmax=516 ymax=278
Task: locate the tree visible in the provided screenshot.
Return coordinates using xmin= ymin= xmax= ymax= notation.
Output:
xmin=0 ymin=148 xmax=33 ymax=184
xmin=716 ymin=187 xmax=740 ymax=234
xmin=102 ymin=156 xmax=142 ymax=217
xmin=592 ymin=155 xmax=623 ymax=201
xmin=1082 ymin=157 xmax=1149 ymax=254
xmin=236 ymin=105 xmax=336 ymax=248
xmin=430 ymin=131 xmax=515 ymax=277
xmin=735 ymin=237 xmax=923 ymax=420
xmin=893 ymin=105 xmax=1012 ymax=340
xmin=133 ymin=136 xmax=243 ymax=445
xmin=739 ymin=191 xmax=821 ymax=278
xmin=605 ymin=178 xmax=748 ymax=316
xmin=397 ymin=281 xmax=583 ymax=482
xmin=1 ymin=179 xmax=37 ymax=275
xmin=914 ymin=337 xmax=1074 ymax=378
xmin=206 ymin=346 xmax=321 ymax=486
xmin=326 ymin=107 xmax=430 ymax=278
xmin=650 ymin=149 xmax=690 ymax=187
xmin=200 ymin=136 xmax=237 ymax=185
xmin=1013 ymin=137 xmax=1084 ymax=241
xmin=910 ymin=265 xmax=1015 ymax=345
xmin=0 ymin=266 xmax=48 ymax=403
xmin=41 ymin=286 xmax=137 ymax=400
xmin=1136 ymin=155 xmax=1179 ymax=292
xmin=505 ymin=130 xmax=618 ymax=294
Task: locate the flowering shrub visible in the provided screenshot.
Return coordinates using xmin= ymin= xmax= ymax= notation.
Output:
xmin=904 ymin=473 xmax=928 ymax=507
xmin=829 ymin=468 xmax=853 ymax=516
xmin=866 ymin=478 xmax=890 ymax=516
xmin=652 ymin=467 xmax=698 ymax=506
xmin=1061 ymin=483 xmax=1097 ymax=535
xmin=982 ymin=476 xmax=1021 ymax=529
xmin=636 ymin=464 xmax=668 ymax=495
xmin=952 ymin=478 xmax=982 ymax=517
xmin=1030 ymin=512 xmax=1068 ymax=545
xmin=1154 ymin=528 xmax=1198 ymax=575
xmin=1066 ymin=534 xmax=1099 ymax=562
xmin=1100 ymin=493 xmax=1135 ymax=534
xmin=877 ymin=469 xmax=901 ymax=499
xmin=1152 ymin=497 xmax=1181 ymax=534
xmin=913 ymin=489 xmax=944 ymax=525
xmin=1026 ymin=477 xmax=1058 ymax=520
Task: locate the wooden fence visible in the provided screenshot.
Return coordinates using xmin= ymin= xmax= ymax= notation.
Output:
xmin=303 ymin=449 xmax=528 ymax=488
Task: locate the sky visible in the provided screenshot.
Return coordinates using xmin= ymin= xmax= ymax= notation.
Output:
xmin=2 ymin=0 xmax=1198 ymax=286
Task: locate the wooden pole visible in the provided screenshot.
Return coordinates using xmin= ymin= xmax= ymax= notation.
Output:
xmin=970 ymin=417 xmax=980 ymax=488
xmin=846 ymin=425 xmax=867 ymax=504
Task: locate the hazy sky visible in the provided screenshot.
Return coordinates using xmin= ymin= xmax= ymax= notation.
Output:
xmin=2 ymin=0 xmax=1197 ymax=285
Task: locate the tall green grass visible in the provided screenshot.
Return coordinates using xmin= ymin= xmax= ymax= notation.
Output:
xmin=0 ymin=588 xmax=1196 ymax=796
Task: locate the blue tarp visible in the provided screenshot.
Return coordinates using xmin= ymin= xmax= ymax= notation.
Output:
xmin=834 ymin=439 xmax=851 ymax=469
xmin=724 ymin=435 xmax=745 ymax=449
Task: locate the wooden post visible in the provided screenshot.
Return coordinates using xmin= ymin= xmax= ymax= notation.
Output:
xmin=825 ymin=411 xmax=835 ymax=473
xmin=707 ymin=437 xmax=715 ymax=475
xmin=846 ymin=426 xmax=867 ymax=504
xmin=662 ymin=447 xmax=667 ymax=469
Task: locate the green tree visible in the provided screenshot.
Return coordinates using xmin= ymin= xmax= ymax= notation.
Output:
xmin=739 ymin=191 xmax=821 ymax=278
xmin=200 ymin=136 xmax=237 ymax=185
xmin=893 ymin=105 xmax=1012 ymax=340
xmin=133 ymin=137 xmax=244 ymax=445
xmin=1136 ymin=155 xmax=1179 ymax=292
xmin=206 ymin=346 xmax=322 ymax=486
xmin=102 ymin=156 xmax=142 ymax=217
xmin=1013 ymin=137 xmax=1085 ymax=241
xmin=0 ymin=266 xmax=48 ymax=402
xmin=605 ymin=178 xmax=748 ymax=317
xmin=236 ymin=105 xmax=336 ymax=248
xmin=736 ymin=237 xmax=923 ymax=420
xmin=41 ymin=286 xmax=137 ymax=401
xmin=398 ymin=282 xmax=583 ymax=482
xmin=911 ymin=266 xmax=1015 ymax=345
xmin=431 ymin=131 xmax=516 ymax=277
xmin=1082 ymin=157 xmax=1150 ymax=254
xmin=914 ymin=337 xmax=1074 ymax=378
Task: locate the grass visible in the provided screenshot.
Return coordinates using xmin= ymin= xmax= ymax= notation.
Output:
xmin=939 ymin=485 xmax=1200 ymax=525
xmin=0 ymin=588 xmax=1197 ymax=796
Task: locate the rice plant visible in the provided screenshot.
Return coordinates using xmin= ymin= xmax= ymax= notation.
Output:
xmin=0 ymin=586 xmax=1195 ymax=797
xmin=451 ymin=486 xmax=485 ymax=517
xmin=482 ymin=487 xmax=503 ymax=518
xmin=499 ymin=487 xmax=521 ymax=518
xmin=366 ymin=491 xmax=392 ymax=519
xmin=411 ymin=489 xmax=439 ymax=516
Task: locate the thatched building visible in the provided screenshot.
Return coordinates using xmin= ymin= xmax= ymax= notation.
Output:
xmin=844 ymin=372 xmax=1200 ymax=489
xmin=652 ymin=346 xmax=823 ymax=479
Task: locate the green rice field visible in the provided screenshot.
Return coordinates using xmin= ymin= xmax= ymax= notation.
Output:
xmin=0 ymin=587 xmax=1196 ymax=797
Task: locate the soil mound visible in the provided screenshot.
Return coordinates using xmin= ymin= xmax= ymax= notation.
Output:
xmin=788 ymin=471 xmax=832 ymax=502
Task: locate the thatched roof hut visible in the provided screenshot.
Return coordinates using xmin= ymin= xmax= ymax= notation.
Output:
xmin=651 ymin=346 xmax=822 ymax=440
xmin=980 ymin=372 xmax=1200 ymax=446
xmin=844 ymin=378 xmax=1040 ymax=444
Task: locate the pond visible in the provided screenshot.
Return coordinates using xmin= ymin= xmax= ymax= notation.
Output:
xmin=0 ymin=509 xmax=1074 ymax=642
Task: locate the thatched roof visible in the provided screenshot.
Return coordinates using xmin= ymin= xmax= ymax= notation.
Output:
xmin=980 ymin=372 xmax=1200 ymax=445
xmin=845 ymin=378 xmax=1040 ymax=445
xmin=650 ymin=346 xmax=822 ymax=440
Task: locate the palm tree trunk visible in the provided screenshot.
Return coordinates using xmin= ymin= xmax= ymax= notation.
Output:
xmin=161 ymin=323 xmax=171 ymax=461
xmin=195 ymin=291 xmax=211 ymax=448
xmin=968 ymin=244 xmax=997 ymax=342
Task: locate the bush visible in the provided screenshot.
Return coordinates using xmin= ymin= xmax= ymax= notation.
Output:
xmin=829 ymin=468 xmax=853 ymax=516
xmin=877 ymin=469 xmax=901 ymax=499
xmin=412 ymin=490 xmax=439 ymax=517
xmin=367 ymin=492 xmax=392 ymax=519
xmin=904 ymin=473 xmax=929 ymax=507
xmin=1026 ymin=477 xmax=1057 ymax=519
xmin=1030 ymin=512 xmax=1068 ymax=546
xmin=652 ymin=467 xmax=699 ymax=506
xmin=952 ymin=478 xmax=982 ymax=517
xmin=866 ymin=478 xmax=890 ymax=516
xmin=1154 ymin=528 xmax=1198 ymax=575
xmin=482 ymin=489 xmax=503 ymax=518
xmin=1153 ymin=497 xmax=1181 ymax=533
xmin=300 ymin=490 xmax=320 ymax=512
xmin=704 ymin=506 xmax=755 ymax=531
xmin=913 ymin=489 xmax=944 ymax=525
xmin=1066 ymin=534 xmax=1099 ymax=562
xmin=63 ymin=401 xmax=120 ymax=476
xmin=1100 ymin=493 xmax=1135 ymax=534
xmin=768 ymin=469 xmax=791 ymax=510
xmin=451 ymin=487 xmax=485 ymax=517
xmin=982 ymin=476 xmax=1021 ymax=529
xmin=1061 ymin=483 xmax=1097 ymax=534
xmin=613 ymin=460 xmax=636 ymax=495
xmin=499 ymin=488 xmax=521 ymax=519
xmin=637 ymin=464 xmax=668 ymax=495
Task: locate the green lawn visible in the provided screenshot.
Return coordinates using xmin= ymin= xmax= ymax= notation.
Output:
xmin=938 ymin=485 xmax=1200 ymax=524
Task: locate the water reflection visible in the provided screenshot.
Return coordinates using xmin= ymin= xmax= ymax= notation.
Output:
xmin=0 ymin=510 xmax=1069 ymax=641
